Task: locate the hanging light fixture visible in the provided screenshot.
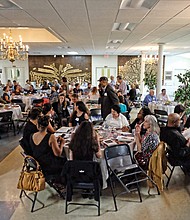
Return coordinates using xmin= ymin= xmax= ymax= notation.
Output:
xmin=0 ymin=29 xmax=29 ymax=63
xmin=144 ymin=54 xmax=158 ymax=65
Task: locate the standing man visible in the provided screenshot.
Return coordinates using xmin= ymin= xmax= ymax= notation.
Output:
xmin=98 ymin=76 xmax=119 ymax=120
xmin=109 ymin=75 xmax=116 ymax=89
xmin=117 ymin=76 xmax=128 ymax=96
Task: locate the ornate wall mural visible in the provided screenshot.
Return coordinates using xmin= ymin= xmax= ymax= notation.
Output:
xmin=28 ymin=55 xmax=91 ymax=85
xmin=118 ymin=56 xmax=158 ymax=86
xmin=30 ymin=63 xmax=91 ymax=85
xmin=119 ymin=57 xmax=141 ymax=84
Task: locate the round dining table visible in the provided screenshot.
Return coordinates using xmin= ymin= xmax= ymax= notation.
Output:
xmin=54 ymin=125 xmax=135 ymax=189
xmin=148 ymin=102 xmax=176 ymax=114
xmin=0 ymin=105 xmax=23 ymax=120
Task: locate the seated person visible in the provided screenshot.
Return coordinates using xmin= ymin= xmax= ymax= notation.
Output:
xmin=50 ymin=85 xmax=59 ymax=113
xmin=122 ymin=107 xmax=152 ymax=135
xmin=68 ymin=93 xmax=79 ymax=114
xmin=135 ymin=115 xmax=160 ymax=165
xmin=69 ymin=121 xmax=101 ymax=160
xmin=117 ymin=90 xmax=131 ymax=113
xmin=30 ymin=115 xmax=67 ymax=175
xmin=20 ymin=107 xmax=42 ymax=156
xmin=42 ymin=103 xmax=57 ymax=133
xmin=57 ymin=94 xmax=70 ymax=126
xmin=143 ymin=89 xmax=157 ymax=106
xmin=41 ymin=80 xmax=50 ymax=90
xmin=2 ymin=86 xmax=11 ymax=103
xmin=27 ymin=85 xmax=37 ymax=94
xmin=12 ymin=85 xmax=22 ymax=95
xmin=157 ymin=89 xmax=170 ymax=102
xmin=174 ymin=104 xmax=186 ymax=131
xmin=160 ymin=113 xmax=190 ymax=173
xmin=88 ymin=86 xmax=99 ymax=101
xmin=83 ymin=82 xmax=92 ymax=95
xmin=128 ymin=84 xmax=136 ymax=102
xmin=104 ymin=105 xmax=129 ymax=129
xmin=73 ymin=83 xmax=83 ymax=95
xmin=69 ymin=101 xmax=89 ymax=127
xmin=118 ymin=95 xmax=127 ymax=113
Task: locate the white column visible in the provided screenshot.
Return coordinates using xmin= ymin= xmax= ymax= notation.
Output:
xmin=156 ymin=43 xmax=164 ymax=96
xmin=140 ymin=52 xmax=145 ymax=98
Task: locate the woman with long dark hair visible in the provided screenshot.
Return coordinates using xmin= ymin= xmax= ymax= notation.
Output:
xmin=69 ymin=101 xmax=89 ymax=127
xmin=68 ymin=121 xmax=101 ymax=160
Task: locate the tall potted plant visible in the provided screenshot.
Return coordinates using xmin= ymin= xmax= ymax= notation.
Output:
xmin=175 ymin=70 xmax=190 ymax=108
xmin=143 ymin=64 xmax=157 ymax=90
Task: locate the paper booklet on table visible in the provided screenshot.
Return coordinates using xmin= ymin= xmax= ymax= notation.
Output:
xmin=102 ymin=139 xmax=117 ymax=147
xmin=117 ymin=136 xmax=134 ymax=142
xmin=56 ymin=127 xmax=72 ymax=133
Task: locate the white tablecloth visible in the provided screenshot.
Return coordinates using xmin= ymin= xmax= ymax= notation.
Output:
xmin=12 ymin=95 xmax=43 ymax=111
xmin=148 ymin=102 xmax=175 ymax=115
xmin=0 ymin=106 xmax=23 ymax=120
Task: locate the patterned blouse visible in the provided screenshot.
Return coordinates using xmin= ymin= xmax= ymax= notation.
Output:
xmin=141 ymin=132 xmax=159 ymax=161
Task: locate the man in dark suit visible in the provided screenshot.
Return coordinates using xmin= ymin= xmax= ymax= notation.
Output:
xmin=98 ymin=76 xmax=119 ymax=120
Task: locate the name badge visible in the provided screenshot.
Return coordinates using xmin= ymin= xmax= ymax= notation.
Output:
xmin=104 ymin=93 xmax=107 ymax=96
xmin=75 ymin=118 xmax=79 ymax=122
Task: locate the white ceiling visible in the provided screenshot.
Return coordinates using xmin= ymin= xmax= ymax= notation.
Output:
xmin=0 ymin=0 xmax=190 ymax=56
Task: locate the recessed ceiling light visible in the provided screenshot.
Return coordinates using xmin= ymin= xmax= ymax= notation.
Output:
xmin=67 ymin=51 xmax=78 ymax=55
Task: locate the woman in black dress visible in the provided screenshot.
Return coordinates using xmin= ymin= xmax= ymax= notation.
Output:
xmin=69 ymin=101 xmax=89 ymax=127
xmin=30 ymin=115 xmax=67 ymax=175
xmin=20 ymin=107 xmax=42 ymax=155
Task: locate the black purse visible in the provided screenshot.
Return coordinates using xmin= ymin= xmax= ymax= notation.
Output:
xmin=134 ymin=152 xmax=148 ymax=170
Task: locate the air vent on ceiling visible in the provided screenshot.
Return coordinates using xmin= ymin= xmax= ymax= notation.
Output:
xmin=112 ymin=23 xmax=136 ymax=32
xmin=108 ymin=40 xmax=123 ymax=44
xmin=120 ymin=0 xmax=158 ymax=9
xmin=106 ymin=46 xmax=117 ymax=49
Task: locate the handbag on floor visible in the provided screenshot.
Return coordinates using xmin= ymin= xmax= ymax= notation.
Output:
xmin=17 ymin=155 xmax=45 ymax=192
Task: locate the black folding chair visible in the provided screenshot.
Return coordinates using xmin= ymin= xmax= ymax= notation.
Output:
xmin=104 ymin=144 xmax=160 ymax=211
xmin=154 ymin=109 xmax=168 ymax=126
xmin=19 ymin=152 xmax=45 ymax=212
xmin=0 ymin=111 xmax=15 ymax=138
xmin=62 ymin=160 xmax=102 ymax=216
xmin=90 ymin=108 xmax=103 ymax=125
xmin=19 ymin=152 xmax=65 ymax=212
xmin=165 ymin=146 xmax=186 ymax=188
xmin=32 ymin=99 xmax=43 ymax=107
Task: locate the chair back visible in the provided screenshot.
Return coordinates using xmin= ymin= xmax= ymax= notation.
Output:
xmin=32 ymin=99 xmax=43 ymax=107
xmin=154 ymin=109 xmax=168 ymax=116
xmin=20 ymin=152 xmax=39 ymax=170
xmin=90 ymin=108 xmax=102 ymax=122
xmin=63 ymin=160 xmax=101 ymax=184
xmin=0 ymin=111 xmax=13 ymax=122
xmin=104 ymin=144 xmax=133 ymax=171
xmin=11 ymin=99 xmax=23 ymax=104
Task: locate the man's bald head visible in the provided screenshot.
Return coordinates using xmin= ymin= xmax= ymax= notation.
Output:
xmin=167 ymin=113 xmax=180 ymax=127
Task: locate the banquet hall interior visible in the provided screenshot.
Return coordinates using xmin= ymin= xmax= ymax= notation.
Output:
xmin=1 ymin=0 xmax=190 ymax=220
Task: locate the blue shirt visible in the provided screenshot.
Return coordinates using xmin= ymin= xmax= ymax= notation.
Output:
xmin=119 ymin=103 xmax=127 ymax=113
xmin=143 ymin=94 xmax=157 ymax=106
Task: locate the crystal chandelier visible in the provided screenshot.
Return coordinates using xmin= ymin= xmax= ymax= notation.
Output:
xmin=0 ymin=30 xmax=29 ymax=63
